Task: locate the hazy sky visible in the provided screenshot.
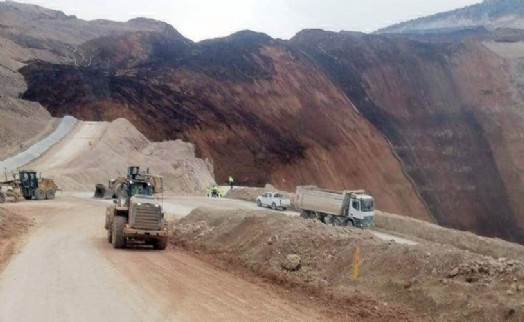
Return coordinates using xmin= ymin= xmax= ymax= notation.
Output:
xmin=9 ymin=0 xmax=481 ymax=41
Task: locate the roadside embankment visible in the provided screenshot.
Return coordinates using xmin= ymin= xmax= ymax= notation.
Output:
xmin=0 ymin=208 xmax=29 ymax=273
xmin=173 ymin=208 xmax=524 ymax=321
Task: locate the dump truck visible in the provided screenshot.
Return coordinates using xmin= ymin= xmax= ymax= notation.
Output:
xmin=104 ymin=166 xmax=168 ymax=250
xmin=296 ymin=186 xmax=374 ymax=228
xmin=95 ymin=167 xmax=163 ymax=199
xmin=0 ymin=170 xmax=58 ymax=203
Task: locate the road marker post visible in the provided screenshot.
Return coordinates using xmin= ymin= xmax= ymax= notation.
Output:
xmin=353 ymin=246 xmax=361 ymax=281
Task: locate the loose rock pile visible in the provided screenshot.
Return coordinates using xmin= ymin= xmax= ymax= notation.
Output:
xmin=447 ymin=257 xmax=524 ymax=284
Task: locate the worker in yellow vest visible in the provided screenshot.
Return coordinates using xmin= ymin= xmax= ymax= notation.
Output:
xmin=228 ymin=176 xmax=234 ymax=190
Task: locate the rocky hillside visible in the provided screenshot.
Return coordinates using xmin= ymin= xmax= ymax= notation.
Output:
xmin=5 ymin=1 xmax=524 ymax=243
xmin=291 ymin=29 xmax=524 ymax=243
xmin=0 ymin=0 xmax=179 ymax=159
xmin=18 ymin=29 xmax=430 ymax=220
xmin=379 ymin=0 xmax=524 ymax=34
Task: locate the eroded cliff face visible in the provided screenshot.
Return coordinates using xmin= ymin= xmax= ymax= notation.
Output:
xmin=19 ymin=31 xmax=431 ymax=220
xmin=292 ymin=30 xmax=524 ymax=243
xmin=15 ymin=2 xmax=524 ymax=243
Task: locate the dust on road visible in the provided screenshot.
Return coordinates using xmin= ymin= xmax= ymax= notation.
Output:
xmin=0 ymin=197 xmax=325 ymax=322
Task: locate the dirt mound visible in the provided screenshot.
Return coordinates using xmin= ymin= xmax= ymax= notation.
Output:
xmin=35 ymin=118 xmax=215 ymax=194
xmin=174 ymin=208 xmax=524 ymax=321
xmin=0 ymin=208 xmax=29 ymax=272
xmin=375 ymin=210 xmax=524 ymax=262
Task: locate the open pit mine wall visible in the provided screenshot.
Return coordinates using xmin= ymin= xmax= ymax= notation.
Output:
xmin=17 ymin=16 xmax=524 ymax=242
xmin=292 ymin=30 xmax=524 ymax=243
xmin=18 ymin=30 xmax=431 ymax=222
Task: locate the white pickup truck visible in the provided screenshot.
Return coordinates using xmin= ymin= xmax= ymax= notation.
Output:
xmin=256 ymin=192 xmax=291 ymax=211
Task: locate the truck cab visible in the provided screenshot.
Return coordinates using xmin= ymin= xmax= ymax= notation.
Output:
xmin=345 ymin=192 xmax=374 ymax=228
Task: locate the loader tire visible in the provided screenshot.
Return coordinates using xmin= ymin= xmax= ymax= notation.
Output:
xmin=35 ymin=189 xmax=46 ymax=200
xmin=154 ymin=237 xmax=168 ymax=250
xmin=0 ymin=192 xmax=5 ymax=204
xmin=112 ymin=216 xmax=126 ymax=249
xmin=46 ymin=189 xmax=56 ymax=200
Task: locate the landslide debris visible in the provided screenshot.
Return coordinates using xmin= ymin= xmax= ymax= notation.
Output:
xmin=31 ymin=118 xmax=215 ymax=194
xmin=174 ymin=208 xmax=524 ymax=321
xmin=19 ymin=29 xmax=431 ymax=221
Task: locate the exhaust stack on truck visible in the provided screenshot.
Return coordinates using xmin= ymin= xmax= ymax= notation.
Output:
xmin=296 ymin=186 xmax=374 ymax=228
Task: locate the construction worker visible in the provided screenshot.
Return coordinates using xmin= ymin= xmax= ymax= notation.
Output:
xmin=228 ymin=175 xmax=234 ymax=190
xmin=211 ymin=184 xmax=219 ymax=198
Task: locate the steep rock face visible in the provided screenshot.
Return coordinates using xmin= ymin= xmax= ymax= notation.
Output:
xmin=19 ymin=31 xmax=431 ymax=219
xmin=292 ymin=30 xmax=524 ymax=243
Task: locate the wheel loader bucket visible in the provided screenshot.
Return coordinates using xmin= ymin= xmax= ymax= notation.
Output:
xmin=94 ymin=184 xmax=110 ymax=199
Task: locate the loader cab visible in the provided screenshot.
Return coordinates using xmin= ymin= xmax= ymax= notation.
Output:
xmin=19 ymin=171 xmax=38 ymax=189
xmin=127 ymin=166 xmax=140 ymax=180
xmin=128 ymin=181 xmax=153 ymax=198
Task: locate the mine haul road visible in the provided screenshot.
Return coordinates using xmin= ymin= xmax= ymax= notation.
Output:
xmin=0 ymin=197 xmax=326 ymax=322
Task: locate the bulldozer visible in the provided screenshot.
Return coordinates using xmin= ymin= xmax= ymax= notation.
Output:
xmin=104 ymin=166 xmax=168 ymax=250
xmin=0 ymin=170 xmax=58 ymax=203
xmin=95 ymin=167 xmax=163 ymax=199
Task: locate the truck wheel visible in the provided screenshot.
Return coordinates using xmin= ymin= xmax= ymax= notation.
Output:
xmin=107 ymin=230 xmax=113 ymax=243
xmin=325 ymin=215 xmax=334 ymax=225
xmin=256 ymin=200 xmax=262 ymax=207
xmin=271 ymin=203 xmax=277 ymax=210
xmin=154 ymin=237 xmax=168 ymax=250
xmin=46 ymin=189 xmax=56 ymax=200
xmin=282 ymin=207 xmax=287 ymax=211
xmin=24 ymin=195 xmax=32 ymax=200
xmin=0 ymin=192 xmax=5 ymax=204
xmin=347 ymin=219 xmax=354 ymax=227
xmin=333 ymin=217 xmax=344 ymax=226
xmin=300 ymin=211 xmax=308 ymax=219
xmin=35 ymin=189 xmax=46 ymax=200
xmin=112 ymin=216 xmax=127 ymax=249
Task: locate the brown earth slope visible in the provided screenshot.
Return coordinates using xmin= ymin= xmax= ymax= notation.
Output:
xmin=19 ymin=30 xmax=430 ymax=220
xmin=291 ymin=30 xmax=524 ymax=243
xmin=0 ymin=0 xmax=186 ymax=159
xmin=9 ymin=2 xmax=524 ymax=243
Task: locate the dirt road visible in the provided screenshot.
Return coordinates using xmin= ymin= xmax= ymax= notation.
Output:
xmin=0 ymin=197 xmax=325 ymax=322
xmin=0 ymin=116 xmax=77 ymax=172
xmin=26 ymin=121 xmax=107 ymax=171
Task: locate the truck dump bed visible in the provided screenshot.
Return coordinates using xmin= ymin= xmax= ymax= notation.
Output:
xmin=296 ymin=186 xmax=346 ymax=216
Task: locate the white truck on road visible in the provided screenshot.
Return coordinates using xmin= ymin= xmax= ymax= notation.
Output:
xmin=256 ymin=192 xmax=291 ymax=211
xmin=296 ymin=186 xmax=374 ymax=228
